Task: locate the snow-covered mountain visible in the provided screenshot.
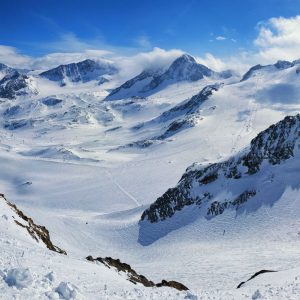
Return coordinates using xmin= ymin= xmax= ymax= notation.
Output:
xmin=139 ymin=114 xmax=300 ymax=244
xmin=106 ymin=54 xmax=233 ymax=100
xmin=40 ymin=59 xmax=118 ymax=86
xmin=117 ymin=83 xmax=222 ymax=149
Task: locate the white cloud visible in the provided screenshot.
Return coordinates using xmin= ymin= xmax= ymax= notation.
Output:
xmin=198 ymin=16 xmax=300 ymax=74
xmin=1 ymin=15 xmax=300 ymax=79
xmin=0 ymin=45 xmax=32 ymax=68
xmin=254 ymin=15 xmax=300 ymax=63
xmin=31 ymin=49 xmax=112 ymax=70
xmin=195 ymin=53 xmax=227 ymax=71
xmin=115 ymin=47 xmax=184 ymax=80
xmin=216 ymin=36 xmax=227 ymax=41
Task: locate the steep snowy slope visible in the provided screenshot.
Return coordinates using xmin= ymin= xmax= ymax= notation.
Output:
xmin=140 ymin=114 xmax=300 ymax=244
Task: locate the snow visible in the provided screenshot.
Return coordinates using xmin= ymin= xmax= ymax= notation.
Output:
xmin=0 ymin=56 xmax=300 ymax=299
xmin=3 ymin=268 xmax=33 ymax=289
xmin=54 ymin=282 xmax=81 ymax=300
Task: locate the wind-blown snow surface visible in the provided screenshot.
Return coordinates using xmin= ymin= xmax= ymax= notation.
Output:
xmin=1 ymin=56 xmax=300 ymax=298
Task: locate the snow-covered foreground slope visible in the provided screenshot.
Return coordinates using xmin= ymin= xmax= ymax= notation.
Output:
xmin=0 ymin=55 xmax=300 ymax=298
xmin=1 ymin=193 xmax=300 ymax=299
xmin=0 ymin=194 xmax=195 ymax=299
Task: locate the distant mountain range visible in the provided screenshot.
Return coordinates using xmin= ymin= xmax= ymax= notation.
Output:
xmin=40 ymin=59 xmax=118 ymax=86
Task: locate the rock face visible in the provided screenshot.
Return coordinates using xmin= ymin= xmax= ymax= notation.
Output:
xmin=0 ymin=71 xmax=38 ymax=99
xmin=41 ymin=97 xmax=63 ymax=106
xmin=158 ymin=83 xmax=221 ymax=122
xmin=40 ymin=59 xmax=117 ymax=85
xmin=0 ymin=194 xmax=66 ymax=255
xmin=86 ymin=256 xmax=188 ymax=291
xmin=140 ymin=114 xmax=300 ymax=232
xmin=106 ymin=54 xmax=231 ymax=100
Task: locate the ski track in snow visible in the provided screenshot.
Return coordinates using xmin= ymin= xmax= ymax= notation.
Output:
xmin=105 ymin=169 xmax=141 ymax=207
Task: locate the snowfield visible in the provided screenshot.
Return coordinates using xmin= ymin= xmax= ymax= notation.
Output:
xmin=0 ymin=55 xmax=300 ymax=299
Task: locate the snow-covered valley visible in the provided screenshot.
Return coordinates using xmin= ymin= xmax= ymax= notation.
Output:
xmin=0 ymin=54 xmax=300 ymax=299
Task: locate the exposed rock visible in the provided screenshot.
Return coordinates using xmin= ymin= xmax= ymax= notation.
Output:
xmin=86 ymin=255 xmax=188 ymax=291
xmin=0 ymin=71 xmax=38 ymax=99
xmin=274 ymin=60 xmax=294 ymax=70
xmin=0 ymin=193 xmax=66 ymax=255
xmin=42 ymin=97 xmax=63 ymax=106
xmin=3 ymin=105 xmax=22 ymax=116
xmin=156 ymin=280 xmax=189 ymax=291
xmin=237 ymin=270 xmax=277 ymax=288
xmin=4 ymin=119 xmax=33 ymax=130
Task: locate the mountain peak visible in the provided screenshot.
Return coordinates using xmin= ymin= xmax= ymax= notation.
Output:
xmin=173 ymin=54 xmax=197 ymax=64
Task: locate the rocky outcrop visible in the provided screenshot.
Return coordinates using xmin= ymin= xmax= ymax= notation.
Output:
xmin=41 ymin=97 xmax=63 ymax=106
xmin=141 ymin=114 xmax=300 ymax=224
xmin=0 ymin=194 xmax=66 ymax=255
xmin=86 ymin=256 xmax=188 ymax=291
xmin=159 ymin=83 xmax=221 ymax=122
xmin=0 ymin=71 xmax=38 ymax=99
xmin=237 ymin=270 xmax=277 ymax=288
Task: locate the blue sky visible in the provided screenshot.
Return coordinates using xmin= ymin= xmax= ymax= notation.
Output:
xmin=1 ymin=0 xmax=300 ymax=57
xmin=1 ymin=0 xmax=300 ymax=74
